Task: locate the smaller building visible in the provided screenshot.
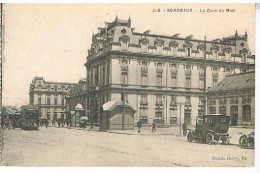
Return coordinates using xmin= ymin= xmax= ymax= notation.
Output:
xmin=100 ymin=101 xmax=136 ymax=131
xmin=207 ymin=71 xmax=255 ymax=126
xmin=29 ymin=77 xmax=77 ymax=121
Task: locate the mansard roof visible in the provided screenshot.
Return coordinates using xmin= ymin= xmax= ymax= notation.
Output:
xmin=209 ymin=71 xmax=255 ymax=93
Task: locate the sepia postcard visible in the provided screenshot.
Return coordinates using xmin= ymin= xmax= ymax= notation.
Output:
xmin=0 ymin=3 xmax=257 ymax=170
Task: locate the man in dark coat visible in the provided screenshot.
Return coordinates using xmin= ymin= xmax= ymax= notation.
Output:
xmin=137 ymin=120 xmax=142 ymax=133
xmin=182 ymin=122 xmax=187 ymax=136
xmin=152 ymin=120 xmax=156 ymax=132
xmin=45 ymin=119 xmax=49 ymax=128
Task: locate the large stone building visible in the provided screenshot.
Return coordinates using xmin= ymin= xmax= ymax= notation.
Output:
xmin=29 ymin=77 xmax=76 ymax=121
xmin=70 ymin=17 xmax=255 ymax=125
xmin=207 ymin=71 xmax=255 ymax=126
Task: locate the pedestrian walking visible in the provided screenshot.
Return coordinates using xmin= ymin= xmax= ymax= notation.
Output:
xmin=137 ymin=120 xmax=142 ymax=133
xmin=182 ymin=122 xmax=187 ymax=136
xmin=57 ymin=118 xmax=61 ymax=128
xmin=45 ymin=120 xmax=49 ymax=128
xmin=152 ymin=120 xmax=156 ymax=133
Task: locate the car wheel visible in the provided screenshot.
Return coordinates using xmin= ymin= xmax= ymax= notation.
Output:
xmin=221 ymin=136 xmax=230 ymax=145
xmin=206 ymin=132 xmax=214 ymax=144
xmin=239 ymin=135 xmax=247 ymax=148
xmin=187 ymin=132 xmax=193 ymax=142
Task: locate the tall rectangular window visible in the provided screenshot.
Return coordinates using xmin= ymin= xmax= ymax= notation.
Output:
xmin=186 ymin=76 xmax=191 ymax=88
xmin=199 ymin=78 xmax=204 ymax=89
xmin=61 ymin=98 xmax=64 ymax=105
xmin=156 ymin=45 xmax=163 ymax=54
xmin=54 ymin=98 xmax=58 ymax=105
xmin=213 ymin=78 xmax=218 ymax=88
xmin=141 ymin=73 xmax=148 ymax=86
xmin=140 ymin=108 xmax=147 ymax=118
xmin=170 ymin=96 xmax=177 ymax=106
xmin=47 ymin=97 xmax=50 ymax=105
xmin=156 ymin=95 xmax=163 ymax=105
xmin=38 ymin=97 xmax=41 ymax=105
xmin=140 ymin=95 xmax=148 ymax=105
xmin=47 ymin=108 xmax=50 ymax=120
xmin=157 ymin=74 xmax=162 ymax=87
xmin=121 ymin=72 xmax=128 ymax=85
xmin=171 ymin=75 xmax=177 ymax=87
xmin=185 ymin=96 xmax=191 ymax=104
xmin=213 ymin=50 xmax=218 ymax=59
xmin=187 ymin=48 xmax=191 ymax=56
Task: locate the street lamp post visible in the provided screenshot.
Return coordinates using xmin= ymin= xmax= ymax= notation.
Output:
xmin=203 ymin=36 xmax=207 ymax=115
xmin=122 ymin=82 xmax=126 ymax=131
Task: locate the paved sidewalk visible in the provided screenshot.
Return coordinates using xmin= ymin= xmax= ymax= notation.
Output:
xmin=109 ymin=126 xmax=180 ymax=135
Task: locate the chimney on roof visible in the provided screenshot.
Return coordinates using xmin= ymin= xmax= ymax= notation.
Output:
xmin=144 ymin=30 xmax=151 ymax=35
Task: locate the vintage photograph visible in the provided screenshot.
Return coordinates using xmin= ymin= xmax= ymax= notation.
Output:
xmin=0 ymin=3 xmax=256 ymax=167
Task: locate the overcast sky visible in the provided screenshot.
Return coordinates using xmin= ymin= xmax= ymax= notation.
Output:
xmin=2 ymin=3 xmax=255 ymax=107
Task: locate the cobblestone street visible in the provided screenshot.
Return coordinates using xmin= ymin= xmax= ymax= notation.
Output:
xmin=0 ymin=126 xmax=254 ymax=167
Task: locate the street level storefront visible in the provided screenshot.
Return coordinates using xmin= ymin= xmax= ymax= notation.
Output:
xmin=100 ymin=101 xmax=136 ymax=131
xmin=207 ymin=71 xmax=255 ymax=126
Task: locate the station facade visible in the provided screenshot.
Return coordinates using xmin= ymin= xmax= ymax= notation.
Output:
xmin=70 ymin=17 xmax=255 ymax=125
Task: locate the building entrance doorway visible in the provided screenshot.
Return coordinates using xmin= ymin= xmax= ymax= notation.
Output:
xmin=230 ymin=106 xmax=238 ymax=126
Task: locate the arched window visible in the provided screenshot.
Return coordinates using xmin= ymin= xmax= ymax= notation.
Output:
xmin=243 ymin=105 xmax=251 ymax=121
xmin=209 ymin=106 xmax=216 ymax=114
xmin=219 ymin=106 xmax=226 ymax=115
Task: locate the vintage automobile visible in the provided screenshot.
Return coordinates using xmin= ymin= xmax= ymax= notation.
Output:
xmin=187 ymin=114 xmax=231 ymax=145
xmin=239 ymin=132 xmax=255 ymax=149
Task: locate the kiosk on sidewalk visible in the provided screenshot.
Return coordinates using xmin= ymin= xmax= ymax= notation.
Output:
xmin=100 ymin=101 xmax=136 ymax=131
